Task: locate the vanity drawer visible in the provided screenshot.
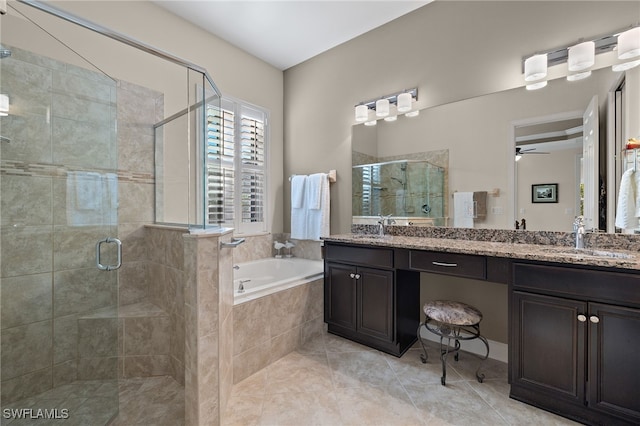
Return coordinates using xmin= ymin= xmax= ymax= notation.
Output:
xmin=513 ymin=263 xmax=640 ymax=305
xmin=325 ymin=243 xmax=394 ymax=268
xmin=409 ymin=250 xmax=486 ymax=280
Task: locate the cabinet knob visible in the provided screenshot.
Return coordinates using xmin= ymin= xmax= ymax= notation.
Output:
xmin=349 ymin=273 xmax=355 ymax=279
xmin=577 ymin=314 xmax=587 ymax=322
xmin=589 ymin=315 xmax=600 ymax=324
xmin=355 ymin=274 xmax=361 ymax=279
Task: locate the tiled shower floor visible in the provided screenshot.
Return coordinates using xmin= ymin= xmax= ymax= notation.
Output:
xmin=1 ymin=376 xmax=183 ymax=426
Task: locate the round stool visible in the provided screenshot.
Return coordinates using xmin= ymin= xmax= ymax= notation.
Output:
xmin=417 ymin=300 xmax=489 ymax=385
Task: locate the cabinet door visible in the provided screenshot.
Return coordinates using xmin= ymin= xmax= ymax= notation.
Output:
xmin=357 ymin=266 xmax=394 ymax=342
xmin=325 ymin=262 xmax=357 ymax=330
xmin=588 ymin=303 xmax=640 ymax=423
xmin=512 ymin=291 xmax=586 ymax=404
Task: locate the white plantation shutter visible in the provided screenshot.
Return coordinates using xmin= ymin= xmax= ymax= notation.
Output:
xmin=240 ymin=119 xmax=265 ymax=223
xmin=206 ymin=99 xmax=268 ymax=233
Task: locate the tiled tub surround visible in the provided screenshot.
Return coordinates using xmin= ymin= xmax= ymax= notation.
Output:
xmin=232 ymin=277 xmax=324 ymax=384
xmin=231 ymin=233 xmax=323 ymax=264
xmin=347 ymin=226 xmax=640 ymax=269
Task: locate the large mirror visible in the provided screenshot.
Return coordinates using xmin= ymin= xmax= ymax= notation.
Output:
xmin=351 ymin=65 xmax=635 ymax=233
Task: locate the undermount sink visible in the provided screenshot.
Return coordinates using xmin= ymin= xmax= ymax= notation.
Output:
xmin=549 ymin=248 xmax=635 ymax=260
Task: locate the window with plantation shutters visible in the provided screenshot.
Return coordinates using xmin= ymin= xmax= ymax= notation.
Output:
xmin=206 ymin=98 xmax=268 ymax=234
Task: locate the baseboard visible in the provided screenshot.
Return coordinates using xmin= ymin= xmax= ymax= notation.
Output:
xmin=418 ymin=328 xmax=508 ymax=363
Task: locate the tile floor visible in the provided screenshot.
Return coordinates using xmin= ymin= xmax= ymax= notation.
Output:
xmin=223 ymin=331 xmax=580 ymax=426
xmin=0 ymin=332 xmax=581 ymax=425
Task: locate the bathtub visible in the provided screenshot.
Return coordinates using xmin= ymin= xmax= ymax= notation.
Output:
xmin=233 ymin=257 xmax=324 ymax=305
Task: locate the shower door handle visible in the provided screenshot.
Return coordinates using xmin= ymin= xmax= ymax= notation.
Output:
xmin=96 ymin=237 xmax=122 ymax=271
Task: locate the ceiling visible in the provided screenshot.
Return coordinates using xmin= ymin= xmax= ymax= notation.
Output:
xmin=153 ymin=1 xmax=431 ymax=70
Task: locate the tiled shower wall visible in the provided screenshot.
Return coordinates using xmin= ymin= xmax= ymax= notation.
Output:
xmin=0 ymin=46 xmax=165 ymax=403
xmin=0 ymin=47 xmax=120 ymax=403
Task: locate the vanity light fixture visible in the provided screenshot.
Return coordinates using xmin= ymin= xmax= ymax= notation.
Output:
xmin=396 ymin=92 xmax=412 ymax=113
xmin=567 ymin=41 xmax=594 ymax=81
xmin=375 ymin=99 xmax=390 ymax=117
xmin=355 ymin=104 xmax=369 ymax=122
xmin=353 ymin=88 xmax=418 ymax=124
xmin=523 ymin=54 xmax=548 ymax=90
xmin=405 ymin=110 xmax=420 ymax=118
xmin=617 ymin=26 xmax=640 ymax=60
xmin=522 ymin=25 xmax=640 ymax=89
xmin=364 ymin=120 xmax=377 ymax=127
xmin=0 ymin=94 xmax=8 ymax=116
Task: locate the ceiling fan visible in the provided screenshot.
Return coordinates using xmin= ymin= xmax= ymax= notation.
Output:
xmin=515 ymin=146 xmax=549 ymax=161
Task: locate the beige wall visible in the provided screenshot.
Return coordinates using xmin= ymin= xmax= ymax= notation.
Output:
xmin=284 ymin=1 xmax=640 ymax=235
xmin=516 ymin=148 xmax=583 ymax=232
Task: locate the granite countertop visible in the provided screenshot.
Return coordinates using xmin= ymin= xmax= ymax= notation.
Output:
xmin=323 ymin=233 xmax=640 ymax=271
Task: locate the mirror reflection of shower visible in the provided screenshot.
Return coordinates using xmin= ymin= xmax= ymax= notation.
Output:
xmin=352 ymin=159 xmax=446 ymax=224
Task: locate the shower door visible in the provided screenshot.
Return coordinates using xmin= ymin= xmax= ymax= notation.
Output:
xmin=0 ymin=43 xmax=120 ymax=423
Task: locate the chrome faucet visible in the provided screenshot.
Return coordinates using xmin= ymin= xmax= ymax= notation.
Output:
xmin=377 ymin=214 xmax=395 ymax=237
xmin=574 ymin=216 xmax=585 ymax=249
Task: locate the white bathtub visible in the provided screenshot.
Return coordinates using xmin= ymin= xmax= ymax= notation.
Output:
xmin=233 ymin=257 xmax=324 ymax=305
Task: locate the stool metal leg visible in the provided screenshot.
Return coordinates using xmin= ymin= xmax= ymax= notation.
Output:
xmin=417 ymin=322 xmax=429 ymax=364
xmin=420 ymin=315 xmax=489 ymax=386
xmin=474 ymin=328 xmax=490 ymax=383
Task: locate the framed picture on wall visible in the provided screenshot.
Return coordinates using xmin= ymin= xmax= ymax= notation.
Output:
xmin=532 ymin=183 xmax=558 ymax=203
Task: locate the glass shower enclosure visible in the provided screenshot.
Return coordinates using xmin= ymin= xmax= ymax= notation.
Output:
xmin=0 ymin=0 xmax=221 ymax=423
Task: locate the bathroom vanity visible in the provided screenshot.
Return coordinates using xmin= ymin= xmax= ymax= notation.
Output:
xmin=323 ymin=233 xmax=640 ymax=426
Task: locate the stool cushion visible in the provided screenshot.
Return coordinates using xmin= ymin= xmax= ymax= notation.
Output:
xmin=423 ymin=300 xmax=483 ymax=326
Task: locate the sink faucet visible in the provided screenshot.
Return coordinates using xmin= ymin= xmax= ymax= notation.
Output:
xmin=574 ymin=216 xmax=585 ymax=249
xmin=377 ymin=214 xmax=395 ymax=237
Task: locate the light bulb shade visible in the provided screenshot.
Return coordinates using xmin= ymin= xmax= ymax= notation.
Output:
xmin=0 ymin=94 xmax=8 ymax=116
xmin=364 ymin=120 xmax=377 ymax=126
xmin=567 ymin=70 xmax=591 ymax=81
xmin=613 ymin=59 xmax=640 ymax=72
xmin=384 ymin=115 xmax=397 ymax=122
xmin=524 ymin=54 xmax=547 ymax=81
xmin=405 ymin=110 xmax=420 ymax=118
xmin=375 ymin=98 xmax=389 ymax=117
xmin=355 ymin=104 xmax=368 ymax=122
xmin=568 ymin=41 xmax=595 ymax=71
xmin=396 ymin=92 xmax=412 ymax=113
xmin=526 ymin=80 xmax=547 ymax=91
xmin=618 ymin=27 xmax=640 ymax=60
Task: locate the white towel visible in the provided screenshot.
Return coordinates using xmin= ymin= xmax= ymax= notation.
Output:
xmin=306 ymin=173 xmax=330 ymax=240
xmin=291 ymin=175 xmax=306 ymax=209
xmin=615 ymin=169 xmax=638 ymax=229
xmin=306 ymin=173 xmax=324 ymax=210
xmin=453 ymin=192 xmax=474 ymax=228
xmin=104 ymin=173 xmax=118 ymax=225
xmin=291 ymin=175 xmax=308 ymax=239
xmin=66 ymin=171 xmax=103 ymax=226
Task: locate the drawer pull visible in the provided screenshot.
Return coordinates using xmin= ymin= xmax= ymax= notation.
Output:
xmin=349 ymin=273 xmax=355 ymax=279
xmin=577 ymin=314 xmax=587 ymax=322
xmin=590 ymin=315 xmax=600 ymax=324
xmin=432 ymin=261 xmax=458 ymax=268
xmin=355 ymin=274 xmax=361 ymax=280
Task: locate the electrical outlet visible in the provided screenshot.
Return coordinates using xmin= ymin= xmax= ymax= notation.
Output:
xmin=491 ymin=206 xmax=503 ymax=215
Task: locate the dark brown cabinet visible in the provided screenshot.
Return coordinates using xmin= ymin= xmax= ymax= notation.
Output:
xmin=324 ymin=242 xmax=419 ymax=356
xmin=510 ymin=262 xmax=640 ymax=426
